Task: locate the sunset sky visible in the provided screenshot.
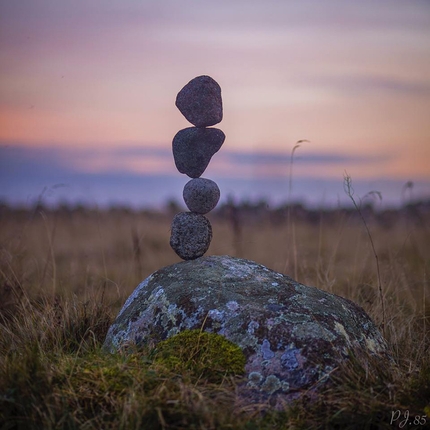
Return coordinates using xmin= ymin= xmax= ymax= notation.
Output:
xmin=1 ymin=0 xmax=429 ymax=208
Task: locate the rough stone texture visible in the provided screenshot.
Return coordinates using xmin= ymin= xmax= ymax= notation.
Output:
xmin=103 ymin=255 xmax=388 ymax=407
xmin=172 ymin=127 xmax=225 ymax=178
xmin=183 ymin=178 xmax=220 ymax=214
xmin=176 ymin=75 xmax=223 ymax=127
xmin=169 ymin=212 xmax=212 ymax=260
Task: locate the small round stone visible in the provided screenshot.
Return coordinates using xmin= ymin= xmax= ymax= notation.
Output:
xmin=170 ymin=212 xmax=212 ymax=260
xmin=183 ymin=178 xmax=220 ymax=214
xmin=172 ymin=127 xmax=225 ymax=178
xmin=175 ymin=75 xmax=223 ymax=127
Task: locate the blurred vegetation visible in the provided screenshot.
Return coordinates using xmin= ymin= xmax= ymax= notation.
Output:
xmin=0 ymin=200 xmax=429 ymax=429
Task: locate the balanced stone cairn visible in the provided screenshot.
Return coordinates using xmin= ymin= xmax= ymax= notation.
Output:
xmin=170 ymin=75 xmax=225 ymax=260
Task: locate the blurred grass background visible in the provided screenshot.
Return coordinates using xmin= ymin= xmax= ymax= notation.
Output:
xmin=1 ymin=201 xmax=428 ymax=320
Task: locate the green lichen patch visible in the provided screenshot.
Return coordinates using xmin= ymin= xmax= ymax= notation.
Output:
xmin=154 ymin=329 xmax=246 ymax=383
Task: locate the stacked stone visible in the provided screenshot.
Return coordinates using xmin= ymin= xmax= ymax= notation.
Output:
xmin=170 ymin=75 xmax=225 ymax=260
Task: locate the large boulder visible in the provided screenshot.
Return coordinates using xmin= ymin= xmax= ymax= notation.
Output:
xmin=103 ymin=255 xmax=388 ymax=407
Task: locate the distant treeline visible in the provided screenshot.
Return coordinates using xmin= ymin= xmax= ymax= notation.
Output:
xmin=1 ymin=198 xmax=429 ymax=228
xmin=210 ymin=198 xmax=430 ymax=228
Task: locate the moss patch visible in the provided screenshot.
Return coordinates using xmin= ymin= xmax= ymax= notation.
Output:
xmin=154 ymin=329 xmax=246 ymax=382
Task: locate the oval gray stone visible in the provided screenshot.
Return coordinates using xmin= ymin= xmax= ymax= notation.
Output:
xmin=103 ymin=255 xmax=390 ymax=408
xmin=183 ymin=178 xmax=220 ymax=214
xmin=175 ymin=75 xmax=223 ymax=127
xmin=169 ymin=212 xmax=212 ymax=260
xmin=172 ymin=127 xmax=225 ymax=178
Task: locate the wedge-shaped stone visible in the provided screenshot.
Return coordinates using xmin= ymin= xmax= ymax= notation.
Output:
xmin=172 ymin=127 xmax=225 ymax=178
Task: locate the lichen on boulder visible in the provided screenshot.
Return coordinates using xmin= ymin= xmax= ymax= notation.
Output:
xmin=103 ymin=255 xmax=389 ymax=407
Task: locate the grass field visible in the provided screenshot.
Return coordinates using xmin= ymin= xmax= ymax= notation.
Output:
xmin=1 ymin=201 xmax=429 ymax=429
